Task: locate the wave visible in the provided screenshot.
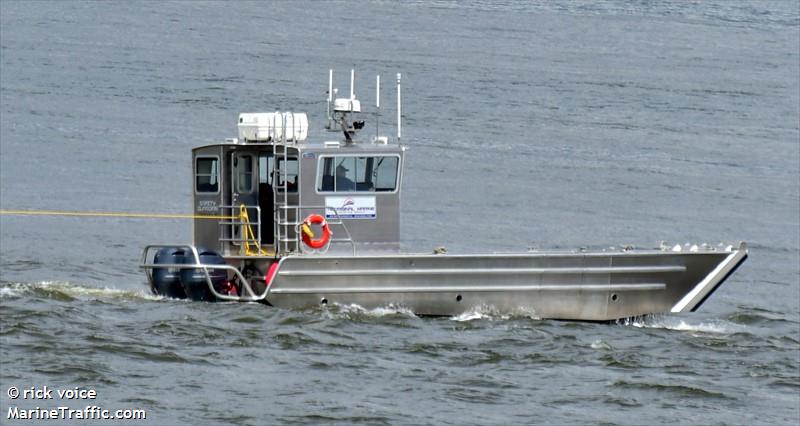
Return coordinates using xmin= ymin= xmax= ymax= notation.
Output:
xmin=726 ymin=307 xmax=798 ymax=326
xmin=0 ymin=281 xmax=161 ymax=302
xmin=299 ymin=302 xmax=544 ymax=322
xmin=617 ymin=314 xmax=746 ymax=335
xmin=451 ymin=309 xmax=493 ymax=322
xmin=318 ymin=302 xmax=419 ymax=320
xmin=611 ymin=379 xmax=733 ymax=400
xmin=450 ymin=305 xmax=541 ymax=322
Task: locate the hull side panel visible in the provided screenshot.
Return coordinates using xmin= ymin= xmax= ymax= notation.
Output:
xmin=264 ymin=251 xmax=734 ymax=320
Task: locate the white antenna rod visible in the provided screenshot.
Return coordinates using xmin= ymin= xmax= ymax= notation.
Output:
xmin=350 ymin=69 xmax=355 ymax=100
xmin=327 ymin=69 xmax=333 ymax=125
xmin=376 ymin=74 xmax=380 ymax=139
xmin=328 ymin=70 xmax=333 ymax=103
xmin=396 ymin=73 xmax=402 ymax=142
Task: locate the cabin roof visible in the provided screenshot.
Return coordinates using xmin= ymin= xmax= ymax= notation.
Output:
xmin=192 ymin=140 xmax=406 ymax=153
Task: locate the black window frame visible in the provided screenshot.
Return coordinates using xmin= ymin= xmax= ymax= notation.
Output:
xmin=195 ymin=156 xmax=220 ymax=194
xmin=236 ymin=154 xmax=255 ymax=194
xmin=258 ymin=152 xmax=298 ymax=193
xmin=316 ymin=154 xmax=401 ymax=194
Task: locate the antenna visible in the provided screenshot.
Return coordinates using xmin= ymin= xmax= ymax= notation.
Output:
xmin=328 ymin=68 xmax=363 ymax=141
xmin=350 ymin=69 xmax=355 ymax=100
xmin=327 ymin=69 xmax=333 ymax=128
xmin=375 ymin=74 xmax=380 ymax=140
xmin=396 ymin=73 xmax=402 ymax=142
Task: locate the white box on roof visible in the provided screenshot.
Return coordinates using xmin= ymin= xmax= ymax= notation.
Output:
xmin=238 ymin=112 xmax=308 ymax=142
xmin=333 ymin=98 xmax=361 ymax=113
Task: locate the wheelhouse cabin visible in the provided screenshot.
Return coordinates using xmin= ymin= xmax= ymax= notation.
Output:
xmin=192 ymin=69 xmax=406 ymax=260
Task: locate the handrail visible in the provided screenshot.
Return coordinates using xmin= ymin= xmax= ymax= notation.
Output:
xmin=140 ymin=244 xmax=280 ymax=302
xmin=238 ymin=204 xmax=271 ymax=256
xmin=218 ymin=204 xmax=273 ymax=256
xmin=281 ymin=205 xmax=357 ymax=256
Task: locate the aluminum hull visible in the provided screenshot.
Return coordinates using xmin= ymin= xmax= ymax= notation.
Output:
xmin=265 ymin=244 xmax=747 ymax=320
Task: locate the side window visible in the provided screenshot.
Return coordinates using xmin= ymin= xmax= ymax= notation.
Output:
xmin=373 ymin=156 xmax=399 ymax=191
xmin=355 ymin=157 xmax=370 ymax=191
xmin=237 ymin=155 xmax=253 ymax=193
xmin=259 ymin=154 xmax=274 ymax=185
xmin=276 ymin=157 xmax=298 ymax=193
xmin=258 ymin=154 xmax=297 ymax=192
xmin=320 ymin=157 xmax=334 ymax=191
xmin=196 ymin=157 xmax=219 ymax=193
xmin=336 ymin=157 xmax=356 ymax=192
xmin=317 ymin=155 xmax=399 ymax=193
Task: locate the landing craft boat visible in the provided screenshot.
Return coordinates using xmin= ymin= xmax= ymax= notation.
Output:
xmin=141 ymin=70 xmax=748 ymax=321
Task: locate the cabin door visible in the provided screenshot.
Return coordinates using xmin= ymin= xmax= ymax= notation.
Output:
xmin=257 ymin=151 xmax=275 ymax=245
xmin=230 ymin=152 xmax=259 ymax=247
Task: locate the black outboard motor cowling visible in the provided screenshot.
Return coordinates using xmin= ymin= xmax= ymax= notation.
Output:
xmin=179 ymin=248 xmax=228 ymax=302
xmin=152 ymin=247 xmax=187 ymax=299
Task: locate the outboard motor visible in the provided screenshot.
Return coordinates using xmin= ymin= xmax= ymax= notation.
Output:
xmin=179 ymin=248 xmax=228 ymax=302
xmin=151 ymin=247 xmax=187 ymax=299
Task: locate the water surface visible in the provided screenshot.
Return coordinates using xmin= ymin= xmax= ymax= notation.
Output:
xmin=1 ymin=1 xmax=798 ymax=424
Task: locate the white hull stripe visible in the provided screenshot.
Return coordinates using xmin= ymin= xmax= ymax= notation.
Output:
xmin=278 ymin=265 xmax=685 ymax=277
xmin=269 ymin=283 xmax=666 ymax=294
xmin=671 ymin=248 xmax=746 ymax=313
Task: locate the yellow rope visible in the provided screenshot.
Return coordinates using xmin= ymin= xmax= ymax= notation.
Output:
xmin=238 ymin=204 xmax=273 ymax=256
xmin=1 ymin=207 xmax=274 ymax=257
xmin=0 ymin=209 xmax=237 ymax=220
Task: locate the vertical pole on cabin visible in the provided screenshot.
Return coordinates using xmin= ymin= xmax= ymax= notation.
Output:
xmin=350 ymin=69 xmax=355 ymax=100
xmin=376 ymin=74 xmax=380 ymax=140
xmin=327 ymin=69 xmax=333 ymax=129
xmin=396 ymin=73 xmax=402 ymax=143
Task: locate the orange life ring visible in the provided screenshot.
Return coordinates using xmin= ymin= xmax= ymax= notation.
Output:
xmin=301 ymin=214 xmax=332 ymax=249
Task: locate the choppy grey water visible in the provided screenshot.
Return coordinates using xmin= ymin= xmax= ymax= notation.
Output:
xmin=1 ymin=1 xmax=798 ymax=425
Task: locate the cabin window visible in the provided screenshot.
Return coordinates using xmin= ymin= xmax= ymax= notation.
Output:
xmin=258 ymin=153 xmax=298 ymax=193
xmin=318 ymin=155 xmax=399 ymax=193
xmin=277 ymin=157 xmax=299 ymax=192
xmin=195 ymin=157 xmax=219 ymax=193
xmin=237 ymin=155 xmax=254 ymax=193
xmin=373 ymin=156 xmax=399 ymax=191
xmin=259 ymin=155 xmax=273 ymax=185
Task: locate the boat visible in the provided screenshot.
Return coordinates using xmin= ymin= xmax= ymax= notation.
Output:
xmin=140 ymin=70 xmax=748 ymax=321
